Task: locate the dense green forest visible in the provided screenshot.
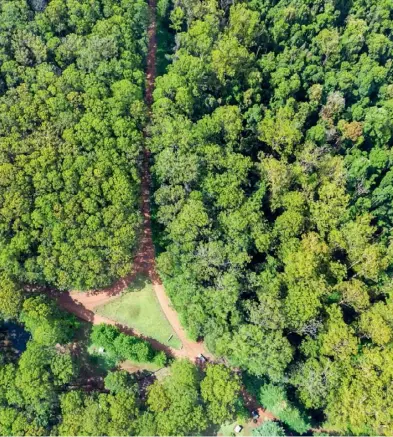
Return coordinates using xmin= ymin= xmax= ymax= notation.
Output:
xmin=2 ymin=0 xmax=393 ymax=435
xmin=0 ymin=0 xmax=147 ymax=289
xmin=151 ymin=0 xmax=393 ymax=434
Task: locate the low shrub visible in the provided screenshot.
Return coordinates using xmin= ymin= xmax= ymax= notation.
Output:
xmin=91 ymin=324 xmax=165 ymax=364
xmin=153 ymin=351 xmax=167 ymax=367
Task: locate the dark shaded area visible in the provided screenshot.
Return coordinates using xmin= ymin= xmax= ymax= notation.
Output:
xmin=0 ymin=321 xmax=30 ymax=360
xmin=28 ymin=0 xmax=47 ymax=12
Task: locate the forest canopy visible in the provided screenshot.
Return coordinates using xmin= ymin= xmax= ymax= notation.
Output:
xmin=150 ymin=0 xmax=393 ymax=434
xmin=0 ymin=0 xmax=148 ymax=289
xmin=2 ymin=0 xmax=393 ymax=435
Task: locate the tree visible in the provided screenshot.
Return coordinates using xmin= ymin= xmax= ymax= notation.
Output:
xmin=290 ymin=358 xmax=338 ymax=410
xmin=4 ymin=0 xmax=393 ymax=434
xmin=0 ymin=277 xmax=23 ymax=320
xmin=324 ymin=347 xmax=393 ymax=435
xmin=228 ymin=325 xmax=293 ymax=382
xmin=259 ymin=384 xmax=310 ymax=434
xmin=50 ymin=352 xmax=75 ymax=386
xmin=147 ymin=360 xmax=207 ymax=436
xmin=337 ymin=279 xmax=370 ymax=312
xmin=150 ymin=0 xmax=393 ymax=434
xmin=104 ymin=370 xmax=135 ymax=394
xmin=201 ymin=364 xmax=242 ymax=425
xmin=20 ymin=296 xmax=77 ymax=346
xmin=259 ymin=105 xmax=303 ymax=156
xmin=0 ymin=407 xmax=46 ymax=436
xmin=358 ymin=300 xmax=393 ymax=346
xmin=0 ymin=0 xmax=147 ymax=290
xmin=108 ymin=391 xmax=140 ymax=436
xmin=252 ymin=420 xmax=285 ymax=437
xmin=320 ymin=306 xmax=358 ymax=361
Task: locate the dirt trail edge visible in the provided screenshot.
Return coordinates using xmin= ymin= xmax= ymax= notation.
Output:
xmin=52 ymin=0 xmax=209 ymax=361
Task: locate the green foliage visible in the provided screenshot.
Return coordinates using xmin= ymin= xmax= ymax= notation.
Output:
xmin=0 ymin=311 xmax=78 ymax=435
xmin=20 ymin=295 xmax=78 ymax=346
xmin=252 ymin=420 xmax=285 ymax=437
xmin=151 ymin=0 xmax=393 ymax=434
xmin=90 ymin=324 xmax=162 ymax=364
xmin=90 ymin=324 xmax=119 ymax=356
xmin=50 ymin=352 xmax=75 ymax=386
xmin=259 ymin=384 xmax=310 ymax=434
xmin=323 ymin=347 xmax=393 ymax=435
xmin=58 ymin=390 xmax=140 ymax=436
xmin=147 ymin=360 xmax=207 ymax=436
xmin=153 ymin=351 xmax=168 ymax=367
xmin=2 ymin=0 xmax=393 ymax=435
xmin=0 ymin=0 xmax=148 ymax=289
xmin=0 ymin=277 xmax=23 ymax=320
xmin=157 ymin=0 xmax=171 ymax=20
xmin=201 ymin=364 xmax=242 ymax=425
xmin=144 ymin=360 xmax=245 ymax=436
xmin=104 ymin=370 xmax=135 ymax=394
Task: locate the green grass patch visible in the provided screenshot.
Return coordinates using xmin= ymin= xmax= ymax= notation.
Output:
xmin=121 ymin=359 xmax=161 ymax=373
xmin=217 ymin=418 xmax=251 ymax=437
xmin=95 ymin=275 xmax=181 ymax=349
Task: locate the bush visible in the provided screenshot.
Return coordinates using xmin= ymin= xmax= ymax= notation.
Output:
xmin=130 ymin=342 xmax=154 ymax=363
xmin=91 ymin=324 xmax=165 ymax=364
xmin=252 ymin=421 xmax=285 ymax=436
xmin=153 ymin=351 xmax=168 ymax=367
xmin=113 ymin=333 xmax=138 ymax=359
xmin=259 ymin=384 xmax=310 ymax=434
xmin=91 ymin=325 xmax=119 ymax=355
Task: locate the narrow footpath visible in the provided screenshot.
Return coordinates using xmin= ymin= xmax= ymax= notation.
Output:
xmin=53 ymin=0 xmax=209 ymax=361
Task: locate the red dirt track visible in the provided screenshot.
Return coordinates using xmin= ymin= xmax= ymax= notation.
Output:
xmin=52 ymin=0 xmax=209 ymax=361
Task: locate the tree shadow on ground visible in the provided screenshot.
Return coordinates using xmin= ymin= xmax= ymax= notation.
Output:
xmin=69 ymin=322 xmax=108 ymax=391
xmin=55 ymin=291 xmax=95 ymax=323
xmin=125 ymin=273 xmax=151 ymax=293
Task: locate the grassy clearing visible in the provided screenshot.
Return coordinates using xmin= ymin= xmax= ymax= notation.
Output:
xmin=95 ymin=275 xmax=182 ymax=349
xmin=218 ymin=421 xmax=252 ymax=437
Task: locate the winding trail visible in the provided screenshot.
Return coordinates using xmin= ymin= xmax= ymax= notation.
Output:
xmin=33 ymin=0 xmax=277 ymax=426
xmin=52 ymin=0 xmax=209 ymax=361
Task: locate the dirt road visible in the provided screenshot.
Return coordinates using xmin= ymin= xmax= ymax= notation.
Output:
xmin=52 ymin=0 xmax=210 ymax=362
